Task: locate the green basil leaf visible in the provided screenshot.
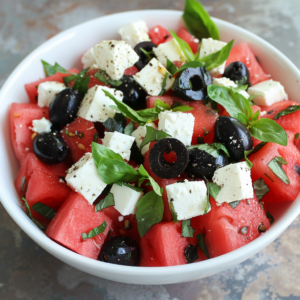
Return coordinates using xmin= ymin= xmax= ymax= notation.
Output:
xmin=232 ymin=84 xmax=248 ymax=92
xmin=140 ymin=126 xmax=171 ymax=149
xmin=203 ymin=177 xmax=211 ymax=214
xmin=169 ymin=29 xmax=195 ymax=62
xmin=92 ymin=142 xmax=124 ymax=167
xmin=95 ymin=193 xmax=115 ymax=212
xmin=253 ymin=178 xmax=270 ymax=201
xmin=67 ymin=69 xmax=90 ymax=95
xmin=136 ymin=191 xmax=164 ymax=237
xmin=244 ymin=151 xmax=253 ymax=169
xmin=32 ymin=202 xmax=56 ymax=220
xmin=140 ymin=48 xmax=155 ymax=61
xmin=138 ymin=165 xmax=162 ymax=196
xmin=41 ymin=60 xmax=69 ymax=77
xmin=249 ymin=118 xmax=288 ymax=146
xmin=130 ymin=141 xmax=145 ymax=165
xmin=229 ymin=200 xmax=240 ymax=209
xmin=94 ymin=69 xmax=123 ymax=86
xmin=93 ymin=132 xmax=99 ymax=143
xmin=266 ymin=211 xmax=275 ymax=224
xmin=173 ymin=60 xmax=204 ymax=75
xmin=183 ymin=0 xmax=220 ymax=40
xmin=273 ymin=105 xmax=300 ymax=120
xmin=208 ymin=182 xmax=220 ymax=200
xmin=158 ymin=73 xmax=169 ymax=96
xmin=121 ymin=183 xmax=144 ymax=192
xmin=211 ymin=142 xmax=230 ymax=157
xmin=251 ymin=110 xmax=260 ymax=123
xmin=169 ymin=200 xmax=179 ymax=223
xmin=197 ymin=233 xmax=209 ymax=258
xmin=124 ymin=121 xmax=135 ymax=136
xmin=248 ymin=94 xmax=259 ymax=102
xmin=172 ymin=104 xmax=194 ymax=112
xmin=103 ymin=113 xmax=127 ymax=133
xmin=267 ymin=156 xmax=289 ymax=185
xmin=199 ymin=40 xmax=234 ymax=71
xmin=63 ymin=74 xmax=77 ymax=85
xmin=154 ymin=99 xmax=172 ymax=112
xmin=82 ymin=220 xmax=107 ymax=239
xmin=187 ymin=143 xmax=229 ymax=159
xmin=21 ymin=198 xmax=47 ymax=231
xmin=184 ymin=244 xmax=199 ymax=263
xmin=166 ymin=58 xmax=178 ymax=74
xmin=295 ymin=133 xmax=300 ymax=140
xmin=181 ymin=219 xmax=195 ymax=237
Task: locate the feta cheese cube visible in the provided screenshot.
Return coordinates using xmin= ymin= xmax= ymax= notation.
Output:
xmin=81 ymin=47 xmax=96 ymax=69
xmin=93 ymin=40 xmax=139 ymax=80
xmin=110 ymin=183 xmax=144 ymax=216
xmin=158 ymin=111 xmax=195 ymax=146
xmin=248 ymin=79 xmax=288 ymax=106
xmin=131 ymin=122 xmax=157 ymax=155
xmin=65 ymin=153 xmax=107 ymax=205
xmin=133 ymin=58 xmax=175 ymax=96
xmin=31 ymin=117 xmax=52 ymax=133
xmin=37 ymin=81 xmax=66 ymax=107
xmin=213 ymin=77 xmax=250 ymax=99
xmin=118 ymin=20 xmax=150 ymax=48
xmin=102 ymin=131 xmax=135 ymax=161
xmin=200 ymin=38 xmax=227 ymax=76
xmin=212 ymin=161 xmax=254 ymax=204
xmin=153 ymin=39 xmax=186 ymax=67
xmin=77 ymin=86 xmax=123 ymax=123
xmin=166 ymin=179 xmax=208 ymax=220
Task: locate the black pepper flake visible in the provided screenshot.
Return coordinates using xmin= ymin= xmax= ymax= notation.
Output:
xmin=123 ymin=219 xmax=132 ymax=230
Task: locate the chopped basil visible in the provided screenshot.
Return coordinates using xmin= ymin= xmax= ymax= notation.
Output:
xmin=172 ymin=104 xmax=194 ymax=112
xmin=273 ymin=105 xmax=300 ymax=120
xmin=138 ymin=165 xmax=162 ymax=196
xmin=295 ymin=133 xmax=300 ymax=140
xmin=103 ymin=113 xmax=127 ymax=133
xmin=208 ymin=182 xmax=220 ymax=200
xmin=197 ymin=137 xmax=204 ymax=144
xmin=244 ymin=151 xmax=253 ymax=169
xmin=181 ymin=219 xmax=195 ymax=237
xmin=203 ymin=177 xmax=211 ymax=214
xmin=136 ymin=191 xmax=164 ymax=237
xmin=267 ymin=156 xmax=289 ymax=185
xmin=121 ymin=183 xmax=144 ymax=192
xmin=169 ymin=200 xmax=178 ymax=223
xmin=229 ymin=201 xmax=240 ymax=209
xmin=166 ymin=58 xmax=178 ymax=74
xmin=158 ymin=73 xmax=169 ymax=96
xmin=64 ymin=69 xmax=90 ymax=95
xmin=253 ymin=178 xmax=270 ymax=201
xmin=184 ymin=245 xmax=199 ymax=264
xmin=82 ymin=220 xmax=107 ymax=239
xmin=140 ymin=126 xmax=171 ymax=149
xmin=124 ymin=121 xmax=134 ymax=136
xmin=94 ymin=69 xmax=123 ymax=86
xmin=187 ymin=143 xmax=229 ymax=158
xmin=95 ymin=193 xmax=115 ymax=212
xmin=172 ymin=60 xmax=204 ymax=75
xmin=93 ymin=132 xmax=99 ymax=142
xmin=266 ymin=211 xmax=275 ymax=225
xmin=32 ymin=202 xmax=56 ymax=220
xmin=130 ymin=141 xmax=144 ymax=165
xmin=197 ymin=234 xmax=209 ymax=258
xmin=140 ymin=48 xmax=155 ymax=61
xmin=41 ymin=60 xmax=69 ymax=77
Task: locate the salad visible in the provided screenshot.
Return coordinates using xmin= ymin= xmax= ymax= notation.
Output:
xmin=10 ymin=0 xmax=300 ymax=267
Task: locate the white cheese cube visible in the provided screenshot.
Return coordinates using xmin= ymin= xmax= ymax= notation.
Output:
xmin=110 ymin=183 xmax=144 ymax=216
xmin=166 ymin=179 xmax=208 ymax=220
xmin=131 ymin=122 xmax=158 ymax=155
xmin=77 ymin=86 xmax=123 ymax=123
xmin=81 ymin=47 xmax=96 ymax=69
xmin=158 ymin=111 xmax=195 ymax=146
xmin=212 ymin=161 xmax=254 ymax=204
xmin=118 ymin=20 xmax=150 ymax=48
xmin=213 ymin=77 xmax=250 ymax=99
xmin=102 ymin=131 xmax=135 ymax=161
xmin=65 ymin=153 xmax=107 ymax=205
xmin=37 ymin=81 xmax=66 ymax=107
xmin=200 ymin=38 xmax=227 ymax=76
xmin=153 ymin=39 xmax=186 ymax=67
xmin=248 ymin=79 xmax=288 ymax=106
xmin=133 ymin=58 xmax=175 ymax=96
xmin=93 ymin=40 xmax=139 ymax=80
xmin=30 ymin=117 xmax=52 ymax=133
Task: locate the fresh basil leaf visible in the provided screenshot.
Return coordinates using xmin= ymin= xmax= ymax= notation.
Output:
xmin=103 ymin=113 xmax=127 ymax=133
xmin=251 ymin=110 xmax=260 ymax=123
xmin=169 ymin=29 xmax=195 ymax=62
xmin=188 ymin=143 xmax=219 ymax=158
xmin=32 ymin=202 xmax=56 ymax=220
xmin=140 ymin=126 xmax=171 ymax=149
xmin=94 ymin=69 xmax=123 ymax=86
xmin=92 ymin=142 xmax=124 ymax=166
xmin=124 ymin=121 xmax=134 ymax=136
xmin=82 ymin=220 xmax=107 ymax=239
xmin=248 ymin=94 xmax=259 ymax=102
xmin=68 ymin=69 xmax=90 ymax=95
xmin=154 ymin=99 xmax=172 ymax=112
xmin=184 ymin=244 xmax=199 ymax=263
xmin=232 ymin=84 xmax=248 ymax=92
xmin=250 ymin=118 xmax=288 ymax=146
xmin=166 ymin=59 xmax=178 ymax=74
xmin=130 ymin=141 xmax=145 ymax=165
xmin=21 ymin=197 xmax=47 ymax=231
xmin=63 ymin=74 xmax=77 ymax=85
xmin=197 ymin=233 xmax=209 ymax=258
xmin=122 ymin=183 xmax=144 ymax=192
xmin=229 ymin=200 xmax=240 ymax=209
xmin=140 ymin=48 xmax=155 ymax=61
xmin=211 ymin=143 xmax=230 ymax=157
xmin=267 ymin=156 xmax=289 ymax=185
xmin=235 ymin=76 xmax=249 ymax=87
xmin=169 ymin=200 xmax=179 ymax=223
xmin=93 ymin=132 xmax=99 ymax=143
xmin=203 ymin=177 xmax=211 ymax=214
xmin=95 ymin=193 xmax=115 ymax=212
xmin=138 ymin=165 xmax=162 ymax=196
xmin=136 ymin=191 xmax=164 ymax=237
xmin=183 ymin=0 xmax=220 ymax=40
xmin=172 ymin=104 xmax=194 ymax=112
xmin=181 ymin=219 xmax=195 ymax=237
xmin=266 ymin=211 xmax=274 ymax=224
xmin=295 ymin=133 xmax=300 ymax=140
xmin=199 ymin=40 xmax=234 ymax=71
xmin=173 ymin=60 xmax=204 ymax=75
xmin=158 ymin=73 xmax=169 ymax=96
xmin=273 ymin=105 xmax=300 ymax=120
xmin=244 ymin=154 xmax=253 ymax=169
xmin=208 ymin=182 xmax=220 ymax=200
xmin=253 ymin=178 xmax=270 ymax=201
xmin=41 ymin=60 xmax=69 ymax=77
xmin=244 ymin=142 xmax=266 ymax=158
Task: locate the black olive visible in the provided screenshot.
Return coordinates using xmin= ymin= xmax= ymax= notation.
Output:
xmin=173 ymin=67 xmax=212 ymax=101
xmin=49 ymin=88 xmax=83 ymax=126
xmin=186 ymin=148 xmax=229 ymax=180
xmin=223 ymin=62 xmax=250 ymax=86
xmin=116 ymin=75 xmax=147 ymax=110
xmin=149 ymin=138 xmax=189 ymax=179
xmin=98 ymin=236 xmax=140 ymax=266
xmin=215 ymin=116 xmax=253 ymax=161
xmin=33 ymin=132 xmax=68 ymax=164
xmin=50 ymin=123 xmax=61 ymax=135
xmin=134 ymin=41 xmax=157 ymax=70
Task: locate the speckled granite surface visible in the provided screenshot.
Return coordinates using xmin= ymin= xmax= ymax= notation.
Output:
xmin=1 ymin=0 xmax=300 ymax=299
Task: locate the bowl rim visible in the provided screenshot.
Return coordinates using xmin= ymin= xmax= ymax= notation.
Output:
xmin=1 ymin=9 xmax=300 ymax=281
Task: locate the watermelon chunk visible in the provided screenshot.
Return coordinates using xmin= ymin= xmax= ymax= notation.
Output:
xmin=226 ymin=43 xmax=269 ymax=85
xmin=10 ymin=103 xmax=49 ymax=164
xmin=192 ymin=196 xmax=270 ymax=258
xmin=25 ymin=69 xmax=79 ymax=103
xmin=124 ymin=66 xmax=139 ymax=76
xmin=149 ymin=25 xmax=170 ymax=45
xmin=86 ymin=69 xmax=106 ymax=90
xmin=177 ymin=27 xmax=199 ymax=54
xmin=46 ymin=193 xmax=112 ymax=259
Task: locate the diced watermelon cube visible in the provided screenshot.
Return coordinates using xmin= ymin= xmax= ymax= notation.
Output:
xmin=139 ymin=235 xmax=161 ymax=267
xmin=86 ymin=69 xmax=106 ymax=89
xmin=124 ymin=66 xmax=139 ymax=76
xmin=177 ymin=27 xmax=199 ymax=54
xmin=46 ymin=193 xmax=112 ymax=259
xmin=149 ymin=25 xmax=170 ymax=45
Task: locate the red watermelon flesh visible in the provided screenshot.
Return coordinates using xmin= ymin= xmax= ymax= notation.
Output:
xmin=46 ymin=193 xmax=112 ymax=259
xmin=191 ymin=196 xmax=270 ymax=258
xmin=62 ymin=117 xmax=97 ymax=163
xmin=10 ymin=103 xmax=49 ymax=164
xmin=149 ymin=25 xmax=171 ymax=45
xmin=140 ymin=236 xmax=161 ymax=267
xmin=86 ymin=69 xmax=106 ymax=90
xmin=124 ymin=66 xmax=139 ymax=76
xmin=25 ymin=69 xmax=79 ymax=103
xmin=177 ymin=27 xmax=199 ymax=54
xmin=249 ymin=131 xmax=300 ymax=203
xmin=226 ymin=43 xmax=269 ymax=85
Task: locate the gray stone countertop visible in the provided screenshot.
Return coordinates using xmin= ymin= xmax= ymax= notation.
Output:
xmin=0 ymin=0 xmax=299 ymax=299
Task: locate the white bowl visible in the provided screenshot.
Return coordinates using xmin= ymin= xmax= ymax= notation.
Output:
xmin=1 ymin=10 xmax=300 ymax=285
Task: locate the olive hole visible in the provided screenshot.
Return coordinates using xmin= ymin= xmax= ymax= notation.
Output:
xmin=163 ymin=151 xmax=177 ymax=164
xmin=189 ymin=75 xmax=203 ymax=91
